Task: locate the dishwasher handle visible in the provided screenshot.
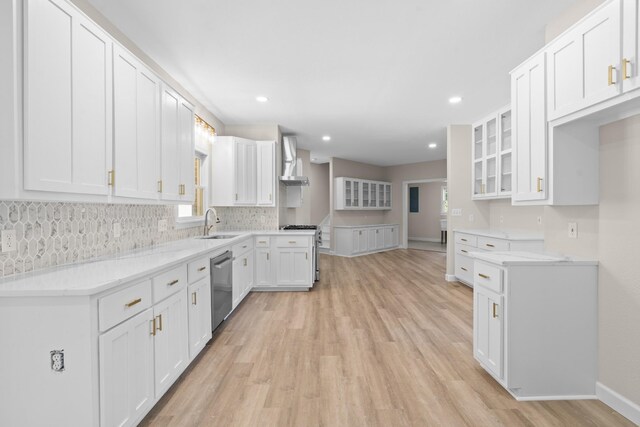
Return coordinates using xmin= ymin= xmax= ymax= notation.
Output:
xmin=213 ymin=258 xmax=234 ymax=269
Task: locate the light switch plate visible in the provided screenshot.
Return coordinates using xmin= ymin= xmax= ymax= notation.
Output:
xmin=113 ymin=223 xmax=121 ymax=238
xmin=158 ymin=220 xmax=167 ymax=232
xmin=1 ymin=229 xmax=16 ymax=253
xmin=568 ymin=222 xmax=578 ymax=238
xmin=451 ymin=208 xmax=462 ymax=217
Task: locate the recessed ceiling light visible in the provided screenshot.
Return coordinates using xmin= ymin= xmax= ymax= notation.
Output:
xmin=256 ymin=96 xmax=269 ymax=103
xmin=322 ymin=135 xmax=331 ymax=141
xmin=449 ymin=96 xmax=462 ymax=104
xmin=428 ymin=143 xmax=437 ymax=149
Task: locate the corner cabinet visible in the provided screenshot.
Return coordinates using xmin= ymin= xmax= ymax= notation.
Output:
xmin=471 ymin=106 xmax=512 ymax=200
xmin=335 ymin=177 xmax=391 ymax=210
xmin=24 ymin=0 xmax=113 ymax=196
xmin=472 ymin=255 xmax=597 ymax=400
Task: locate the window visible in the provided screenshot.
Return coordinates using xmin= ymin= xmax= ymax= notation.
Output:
xmin=441 ymin=186 xmax=448 ymax=215
xmin=177 ymin=116 xmax=214 ymax=225
xmin=409 ymin=186 xmax=419 ymax=213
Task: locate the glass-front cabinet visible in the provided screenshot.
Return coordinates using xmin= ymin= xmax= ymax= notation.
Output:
xmin=335 ymin=177 xmax=392 ymax=210
xmin=472 ymin=105 xmax=512 ymax=200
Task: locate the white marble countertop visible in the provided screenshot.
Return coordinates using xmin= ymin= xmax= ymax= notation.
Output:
xmin=453 ymin=228 xmax=544 ymax=241
xmin=469 ymin=251 xmax=598 ymax=266
xmin=0 ymin=230 xmax=316 ymax=297
xmin=333 ymin=223 xmax=399 ymax=228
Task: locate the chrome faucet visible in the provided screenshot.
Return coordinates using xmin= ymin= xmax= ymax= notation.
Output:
xmin=203 ymin=208 xmax=220 ymax=236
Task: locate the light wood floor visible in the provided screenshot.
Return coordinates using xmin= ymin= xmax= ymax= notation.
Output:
xmin=141 ymin=250 xmax=632 ymax=427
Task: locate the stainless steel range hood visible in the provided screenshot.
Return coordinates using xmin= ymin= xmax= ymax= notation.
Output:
xmin=279 ymin=136 xmax=309 ymax=186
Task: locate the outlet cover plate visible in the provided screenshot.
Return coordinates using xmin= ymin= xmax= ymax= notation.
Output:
xmin=1 ymin=229 xmax=16 ymax=253
xmin=158 ymin=220 xmax=168 ymax=232
xmin=568 ymin=222 xmax=578 ymax=239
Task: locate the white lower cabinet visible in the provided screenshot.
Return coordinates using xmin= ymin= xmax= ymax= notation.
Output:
xmin=99 ymin=308 xmax=155 ymax=427
xmin=471 ymin=254 xmax=598 ymax=400
xmin=232 ymin=247 xmax=254 ymax=309
xmin=252 ymin=235 xmax=314 ymax=289
xmin=276 ymin=248 xmax=311 ymax=286
xmin=255 ymin=248 xmax=273 ymax=286
xmin=187 ymin=277 xmax=212 ymax=360
xmin=334 ymin=225 xmax=400 ymax=257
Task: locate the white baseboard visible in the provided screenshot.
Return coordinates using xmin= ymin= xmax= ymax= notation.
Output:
xmin=445 ymin=274 xmax=458 ymax=282
xmin=408 ymin=237 xmax=442 ymax=243
xmin=596 ymin=382 xmax=640 ymax=425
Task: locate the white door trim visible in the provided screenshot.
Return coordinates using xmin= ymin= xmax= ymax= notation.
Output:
xmin=401 ymin=178 xmax=447 ymax=249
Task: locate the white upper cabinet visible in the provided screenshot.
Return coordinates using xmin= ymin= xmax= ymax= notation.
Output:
xmin=160 ymin=85 xmax=195 ymax=202
xmin=546 ymin=0 xmax=622 ymax=121
xmin=235 ymin=139 xmax=257 ymax=205
xmin=623 ymin=0 xmax=640 ymax=92
xmin=335 ymin=177 xmax=391 ymax=210
xmin=511 ymin=52 xmax=548 ymax=203
xmin=256 ymin=141 xmax=276 ymax=206
xmin=113 ymin=45 xmax=160 ymax=200
xmin=24 ymin=0 xmax=112 ymax=195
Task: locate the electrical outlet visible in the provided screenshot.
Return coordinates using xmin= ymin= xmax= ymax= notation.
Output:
xmin=499 ymin=215 xmax=504 ymax=224
xmin=113 ymin=222 xmax=121 ymax=238
xmin=451 ymin=208 xmax=462 ymax=217
xmin=1 ymin=229 xmax=16 ymax=253
xmin=260 ymin=215 xmax=265 ymax=224
xmin=50 ymin=349 xmax=65 ymax=372
xmin=468 ymin=214 xmax=475 ymax=222
xmin=568 ymin=222 xmax=578 ymax=239
xmin=537 ymin=216 xmax=543 ymax=225
xmin=158 ymin=219 xmax=167 ymax=232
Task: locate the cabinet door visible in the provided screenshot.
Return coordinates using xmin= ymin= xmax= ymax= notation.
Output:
xmin=113 ymin=46 xmax=160 ymax=200
xmin=153 ymin=289 xmax=189 ymax=398
xmin=375 ymin=228 xmax=384 ymax=250
xmin=245 ymin=143 xmax=257 ymax=204
xmin=384 ymin=228 xmax=393 ymax=248
xmin=344 ymin=179 xmax=353 ymax=208
xmin=277 ymin=248 xmax=311 ymax=285
xmin=256 ymin=141 xmax=275 ymax=205
xmin=362 ymin=182 xmax=370 ymax=207
xmin=352 ymin=180 xmax=360 ymax=208
xmin=512 ymin=52 xmax=548 ymax=202
xmin=391 ymin=226 xmax=399 ymax=247
xmin=160 ymin=85 xmax=181 ymax=201
xmin=498 ymin=109 xmax=512 ymax=196
xmin=367 ymin=229 xmax=377 ymax=251
xmin=178 ymin=99 xmax=195 ymax=201
xmin=99 ymin=309 xmax=154 ymax=427
xmin=24 ymin=0 xmax=112 ymax=195
xmin=474 ymin=286 xmax=503 ymax=379
xmin=351 ymin=230 xmax=360 ymax=253
xmin=547 ymin=0 xmax=621 ymax=120
xmin=384 ymin=184 xmax=392 ymax=208
xmin=378 ymin=183 xmax=385 ymax=208
xmin=358 ymin=229 xmax=368 ymax=253
xmin=255 ymin=249 xmax=272 ymax=286
xmin=622 ymin=0 xmax=640 ymax=92
xmin=188 ymin=278 xmax=212 ymax=360
xmin=234 ymin=140 xmax=257 ymax=205
xmin=244 ymin=253 xmax=254 ymax=296
xmin=472 ymin=123 xmax=485 ymax=198
xmin=232 ymin=257 xmax=243 ymax=309
xmin=370 ymin=183 xmax=377 ymax=208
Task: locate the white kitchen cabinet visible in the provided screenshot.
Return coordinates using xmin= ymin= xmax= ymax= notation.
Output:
xmin=211 ymin=136 xmax=264 ymax=206
xmin=178 ymin=99 xmax=196 ymax=202
xmin=623 ymin=0 xmax=640 ymax=92
xmin=99 ymin=308 xmax=155 ymax=427
xmin=24 ymin=0 xmax=112 ymax=196
xmin=235 ymin=139 xmax=257 ymax=205
xmin=232 ymin=245 xmax=254 ymax=308
xmin=367 ymin=228 xmax=383 ymax=250
xmin=474 ymin=285 xmax=503 ymax=379
xmin=276 ymin=248 xmax=311 ymax=286
xmin=187 ymin=277 xmax=212 ymax=361
xmin=256 ymin=141 xmax=276 ymax=206
xmin=470 ymin=253 xmax=597 ymax=400
xmin=546 ymin=0 xmax=622 ymax=121
xmin=335 ymin=178 xmax=391 ymax=210
xmin=113 ymin=45 xmax=160 ymax=200
xmin=334 ymin=225 xmax=400 ymax=256
xmin=255 ymin=247 xmax=273 ymax=286
xmin=153 ymin=289 xmax=189 ymax=398
xmin=353 ymin=229 xmax=368 ymax=254
xmin=471 ymin=106 xmax=512 ymax=200
xmin=511 ymin=52 xmax=548 ymax=203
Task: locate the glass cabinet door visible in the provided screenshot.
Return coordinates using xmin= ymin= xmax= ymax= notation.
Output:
xmin=473 ymin=124 xmax=485 ymax=197
xmin=345 ymin=180 xmax=352 ymax=207
xmin=362 ymin=182 xmax=369 ymax=207
xmin=353 ymin=181 xmax=360 ymax=207
xmin=385 ymin=184 xmax=391 ymax=207
xmin=378 ymin=184 xmax=385 ymax=207
xmin=499 ymin=110 xmax=512 ymax=195
xmin=370 ymin=183 xmax=377 ymax=207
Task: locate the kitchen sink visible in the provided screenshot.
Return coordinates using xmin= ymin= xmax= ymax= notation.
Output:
xmin=199 ymin=234 xmax=238 ymax=240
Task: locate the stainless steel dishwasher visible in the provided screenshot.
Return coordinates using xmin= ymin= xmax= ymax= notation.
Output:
xmin=211 ymin=251 xmax=233 ymax=331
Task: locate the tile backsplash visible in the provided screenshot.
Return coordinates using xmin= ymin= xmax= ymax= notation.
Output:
xmin=215 ymin=207 xmax=278 ymax=231
xmin=0 ymin=201 xmax=201 ymax=278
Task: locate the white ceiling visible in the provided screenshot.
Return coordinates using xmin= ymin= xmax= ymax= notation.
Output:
xmin=87 ymin=0 xmax=575 ymax=166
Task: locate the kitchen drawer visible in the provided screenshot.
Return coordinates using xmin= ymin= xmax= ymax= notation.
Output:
xmin=99 ymin=280 xmax=152 ymax=332
xmin=188 ymin=257 xmax=210 ymax=284
xmin=276 ymin=236 xmax=310 ymax=248
xmin=255 ymin=236 xmax=271 ymax=248
xmin=232 ymin=238 xmax=254 ymax=257
xmin=477 ymin=237 xmax=509 ymax=251
xmin=474 ymin=261 xmax=503 ymax=294
xmin=455 ymin=254 xmax=474 ymax=285
xmin=456 ymin=243 xmax=484 ymax=257
xmin=455 ymin=233 xmax=477 ymax=247
xmin=152 ymin=265 xmax=188 ymax=303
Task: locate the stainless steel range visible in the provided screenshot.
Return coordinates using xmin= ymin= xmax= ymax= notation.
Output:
xmin=280 ymin=225 xmax=321 ymax=282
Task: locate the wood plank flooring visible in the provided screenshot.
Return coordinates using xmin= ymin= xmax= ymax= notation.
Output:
xmin=141 ymin=249 xmax=632 ymax=427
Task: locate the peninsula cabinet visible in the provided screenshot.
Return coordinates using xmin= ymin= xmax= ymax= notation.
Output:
xmin=471 ymin=252 xmax=597 ymax=400
xmin=253 ymin=235 xmax=314 ymax=289
xmin=23 ymin=0 xmax=113 ymax=196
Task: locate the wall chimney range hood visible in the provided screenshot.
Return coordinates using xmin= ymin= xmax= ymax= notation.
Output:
xmin=279 ymin=136 xmax=309 ymax=186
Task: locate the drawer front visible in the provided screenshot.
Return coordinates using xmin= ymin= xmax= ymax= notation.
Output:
xmin=455 ymin=233 xmax=478 ymax=247
xmin=477 ymin=237 xmax=509 ymax=251
xmin=456 ymin=243 xmax=483 ymax=257
xmin=276 ymin=236 xmax=310 ymax=248
xmin=474 ymin=262 xmax=503 ymax=294
xmin=455 ymin=254 xmax=474 ymax=285
xmin=188 ymin=257 xmax=210 ymax=284
xmin=255 ymin=236 xmax=271 ymax=248
xmin=153 ymin=265 xmax=188 ymax=303
xmin=232 ymin=239 xmax=254 ymax=256
xmin=99 ymin=280 xmax=152 ymax=332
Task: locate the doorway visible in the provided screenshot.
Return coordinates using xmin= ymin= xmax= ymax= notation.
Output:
xmin=402 ymin=178 xmax=447 ymax=252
